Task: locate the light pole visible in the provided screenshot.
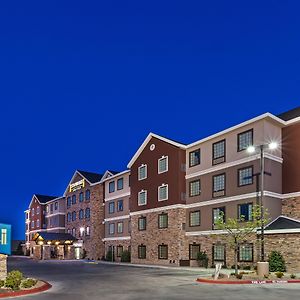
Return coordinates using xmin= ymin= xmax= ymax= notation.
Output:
xmin=247 ymin=142 xmax=278 ymax=262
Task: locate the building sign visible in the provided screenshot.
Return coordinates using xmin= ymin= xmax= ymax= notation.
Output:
xmin=69 ymin=179 xmax=85 ymax=193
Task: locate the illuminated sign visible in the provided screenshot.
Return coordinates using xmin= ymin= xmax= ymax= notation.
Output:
xmin=69 ymin=179 xmax=85 ymax=192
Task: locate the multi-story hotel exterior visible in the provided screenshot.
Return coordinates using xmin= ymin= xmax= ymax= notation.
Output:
xmin=103 ymin=170 xmax=131 ymax=261
xmin=23 ymin=106 xmax=300 ymax=271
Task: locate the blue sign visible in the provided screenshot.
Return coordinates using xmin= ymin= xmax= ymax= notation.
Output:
xmin=0 ymin=223 xmax=11 ymax=255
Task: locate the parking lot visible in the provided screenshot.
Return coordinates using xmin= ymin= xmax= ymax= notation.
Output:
xmin=8 ymin=256 xmax=300 ymax=300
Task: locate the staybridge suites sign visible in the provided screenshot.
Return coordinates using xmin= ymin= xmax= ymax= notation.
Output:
xmin=69 ymin=179 xmax=85 ymax=193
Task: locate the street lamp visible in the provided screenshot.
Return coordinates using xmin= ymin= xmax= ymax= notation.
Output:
xmin=247 ymin=141 xmax=278 ymax=262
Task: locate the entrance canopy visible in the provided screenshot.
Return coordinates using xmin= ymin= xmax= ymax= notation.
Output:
xmin=33 ymin=232 xmax=77 ymax=246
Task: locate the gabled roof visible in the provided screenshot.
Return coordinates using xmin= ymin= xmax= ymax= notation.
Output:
xmin=277 ymin=106 xmax=300 ymax=121
xmin=101 ymin=169 xmax=130 ymax=182
xmin=264 ymin=215 xmax=300 ymax=231
xmin=127 ymin=133 xmax=186 ymax=168
xmin=34 ymin=194 xmax=58 ymax=204
xmin=77 ymin=170 xmax=103 ymax=184
xmin=33 ymin=232 xmax=77 ymax=242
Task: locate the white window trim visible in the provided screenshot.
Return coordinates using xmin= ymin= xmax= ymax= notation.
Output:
xmin=138 ymin=164 xmax=147 ymax=181
xmin=138 ymin=190 xmax=147 ymax=206
xmin=158 ymin=184 xmax=168 ymax=201
xmin=158 ymin=156 xmax=168 ymax=174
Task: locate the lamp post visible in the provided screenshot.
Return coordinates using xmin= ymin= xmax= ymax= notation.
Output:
xmin=247 ymin=142 xmax=278 ymax=262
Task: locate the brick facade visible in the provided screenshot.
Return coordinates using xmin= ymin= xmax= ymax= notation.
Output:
xmin=0 ymin=255 xmax=7 ymax=280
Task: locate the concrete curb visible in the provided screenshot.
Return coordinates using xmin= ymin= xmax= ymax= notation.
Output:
xmin=196 ymin=278 xmax=300 ymax=285
xmin=0 ymin=280 xmax=52 ymax=298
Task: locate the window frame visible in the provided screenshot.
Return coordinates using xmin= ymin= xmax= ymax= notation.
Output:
xmin=237 ymin=129 xmax=253 ymax=152
xmin=212 ymin=173 xmax=226 ymax=198
xmin=238 ymin=243 xmax=254 ymax=262
xmin=108 ymin=223 xmax=115 ymax=235
xmin=108 ymin=202 xmax=115 ymax=214
xmin=138 ymin=245 xmax=146 ymax=259
xmin=116 ymin=245 xmax=123 ymax=257
xmin=238 ymin=202 xmax=253 ymax=222
xmin=158 ymin=156 xmax=168 ymax=174
xmin=117 ymin=199 xmax=124 ymax=212
xmin=138 ymin=190 xmax=147 ymax=206
xmin=189 ymin=179 xmax=201 ymax=197
xmin=109 ymin=181 xmax=115 ymax=193
xmin=238 ymin=166 xmax=254 ymax=187
xmin=117 ymin=222 xmax=123 ymax=233
xmin=158 ymin=184 xmax=168 ymax=201
xmin=189 ymin=210 xmax=201 ymax=227
xmin=138 ymin=164 xmax=147 ymax=181
xmin=212 ymin=244 xmax=226 ymax=264
xmin=117 ymin=178 xmax=124 ymax=190
xmin=212 ymin=139 xmax=226 ymax=165
xmin=212 ymin=206 xmax=226 ymax=229
xmin=189 ymin=149 xmax=201 ymax=167
xmin=85 ymin=208 xmax=90 ymax=219
xmin=158 ymin=213 xmax=168 ymax=229
xmin=189 ymin=243 xmax=200 ymax=260
xmin=138 ymin=216 xmax=146 ymax=231
xmin=158 ymin=244 xmax=168 ymax=260
xmin=85 ymin=189 xmax=91 ymax=201
xmin=79 ymin=192 xmax=84 ymax=202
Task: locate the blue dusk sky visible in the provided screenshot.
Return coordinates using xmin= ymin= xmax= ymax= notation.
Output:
xmin=0 ymin=1 xmax=299 ymax=239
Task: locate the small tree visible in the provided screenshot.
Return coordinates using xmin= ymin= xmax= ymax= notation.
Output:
xmin=268 ymin=251 xmax=286 ymax=272
xmin=214 ymin=204 xmax=269 ymax=276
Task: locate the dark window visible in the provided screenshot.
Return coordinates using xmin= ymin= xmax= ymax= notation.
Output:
xmin=158 ymin=245 xmax=168 ymax=259
xmin=189 ymin=180 xmax=201 ymax=197
xmin=85 ymin=208 xmax=90 ymax=219
xmin=189 ymin=149 xmax=200 ymax=167
xmin=238 ymin=203 xmax=253 ymax=221
xmin=117 ymin=178 xmax=124 ymax=190
xmin=117 ymin=246 xmax=123 ymax=257
xmin=72 ymin=195 xmax=76 ymax=205
xmin=72 ymin=211 xmax=76 ymax=221
xmin=79 ymin=192 xmax=84 ymax=202
xmin=67 ymin=197 xmax=71 ymax=208
xmin=138 ymin=216 xmax=146 ymax=231
xmin=189 ymin=244 xmax=200 ymax=260
xmin=79 ymin=209 xmax=84 ymax=219
xmin=212 ymin=207 xmax=225 ymax=228
xmin=109 ymin=202 xmax=115 ymax=214
xmin=109 ymin=223 xmax=115 ymax=235
xmin=54 ymin=202 xmax=58 ymax=210
xmin=238 ymin=243 xmax=253 ymax=262
xmin=85 ymin=189 xmax=90 ymax=201
xmin=238 ymin=166 xmax=253 ymax=186
xmin=138 ymin=245 xmax=146 ymax=259
xmin=67 ymin=212 xmax=71 ymax=222
xmin=117 ymin=200 xmax=123 ymax=212
xmin=213 ymin=173 xmax=226 ymax=197
xmin=212 ymin=139 xmax=226 ymax=165
xmin=189 ymin=211 xmax=200 ymax=227
xmin=238 ymin=129 xmax=253 ymax=152
xmin=109 ymin=181 xmax=115 ymax=193
xmin=213 ymin=244 xmax=226 ymax=262
xmin=158 ymin=213 xmax=168 ymax=229
xmin=50 ymin=203 xmax=53 ymax=213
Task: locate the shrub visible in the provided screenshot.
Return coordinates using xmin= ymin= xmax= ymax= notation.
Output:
xmin=290 ymin=274 xmax=296 ymax=279
xmin=236 ymin=273 xmax=243 ymax=279
xmin=242 ymin=265 xmax=251 ymax=270
xmin=0 ymin=280 xmax=4 ymax=288
xmin=275 ymin=271 xmax=284 ymax=278
xmin=196 ymin=251 xmax=209 ymax=268
xmin=21 ymin=278 xmax=37 ymax=289
xmin=105 ymin=250 xmax=115 ymax=262
xmin=120 ymin=250 xmax=131 ymax=263
xmin=268 ymin=251 xmax=286 ymax=272
xmin=5 ymin=270 xmax=24 ymax=291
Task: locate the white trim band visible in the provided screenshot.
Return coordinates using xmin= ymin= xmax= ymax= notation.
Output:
xmin=102 ymin=236 xmax=131 ymax=242
xmin=105 ymin=192 xmax=130 ymax=202
xmin=130 ymin=204 xmax=186 ymax=216
xmin=104 ymin=215 xmax=130 ymax=222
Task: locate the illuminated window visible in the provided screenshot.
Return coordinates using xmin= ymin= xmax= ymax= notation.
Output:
xmin=86 ymin=226 xmax=90 ymax=236
xmin=1 ymin=229 xmax=7 ymax=245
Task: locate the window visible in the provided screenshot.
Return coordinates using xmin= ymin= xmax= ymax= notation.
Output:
xmin=238 ymin=243 xmax=253 ymax=262
xmin=85 ymin=208 xmax=90 ymax=219
xmin=31 ymin=221 xmax=34 ymax=228
xmin=79 ymin=192 xmax=84 ymax=202
xmin=109 ymin=181 xmax=115 ymax=193
xmin=238 ymin=129 xmax=253 ymax=152
xmin=238 ymin=166 xmax=253 ymax=186
xmin=158 ymin=213 xmax=168 ymax=229
xmin=72 ymin=195 xmax=76 ymax=205
xmin=117 ymin=200 xmax=123 ymax=212
xmin=72 ymin=228 xmax=76 ymax=237
xmin=50 ymin=204 xmax=53 ymax=213
xmin=109 ymin=202 xmax=115 ymax=214
xmin=158 ymin=184 xmax=168 ymax=201
xmin=117 ymin=222 xmax=123 ymax=233
xmin=67 ymin=197 xmax=71 ymax=208
xmin=138 ymin=216 xmax=146 ymax=231
xmin=189 ymin=244 xmax=200 ymax=260
xmin=238 ymin=203 xmax=253 ymax=221
xmin=138 ymin=245 xmax=146 ymax=259
xmin=109 ymin=223 xmax=115 ymax=235
xmin=189 ymin=149 xmax=200 ymax=167
xmin=212 ymin=139 xmax=226 ymax=165
xmin=79 ymin=209 xmax=84 ymax=219
xmin=213 ymin=173 xmax=226 ymax=197
xmin=72 ymin=211 xmax=76 ymax=221
xmin=212 ymin=207 xmax=225 ymax=228
xmin=54 ymin=202 xmax=58 ymax=210
xmin=138 ymin=190 xmax=147 ymax=206
xmin=85 ymin=189 xmax=90 ymax=201
xmin=1 ymin=229 xmax=7 ymax=245
xmin=189 ymin=180 xmax=201 ymax=197
xmin=190 ymin=211 xmax=201 ymax=227
xmin=31 ymin=208 xmax=35 ymax=216
xmin=213 ymin=244 xmax=225 ymax=262
xmin=86 ymin=226 xmax=90 ymax=236
xmin=67 ymin=212 xmax=71 ymax=222
xmin=117 ymin=245 xmax=123 ymax=257
xmin=37 ymin=206 xmax=40 ymax=214
xmin=138 ymin=165 xmax=147 ymax=180
xmin=36 ymin=219 xmax=40 ymax=227
xmin=158 ymin=156 xmax=168 ymax=174
xmin=158 ymin=244 xmax=168 ymax=259
xmin=117 ymin=178 xmax=124 ymax=190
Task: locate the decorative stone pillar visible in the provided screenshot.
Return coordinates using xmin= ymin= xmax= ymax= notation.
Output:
xmin=0 ymin=254 xmax=7 ymax=280
xmin=65 ymin=245 xmax=75 ymax=260
xmin=42 ymin=245 xmax=51 ymax=260
xmin=33 ymin=245 xmax=42 ymax=260
xmin=57 ymin=246 xmax=64 ymax=260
